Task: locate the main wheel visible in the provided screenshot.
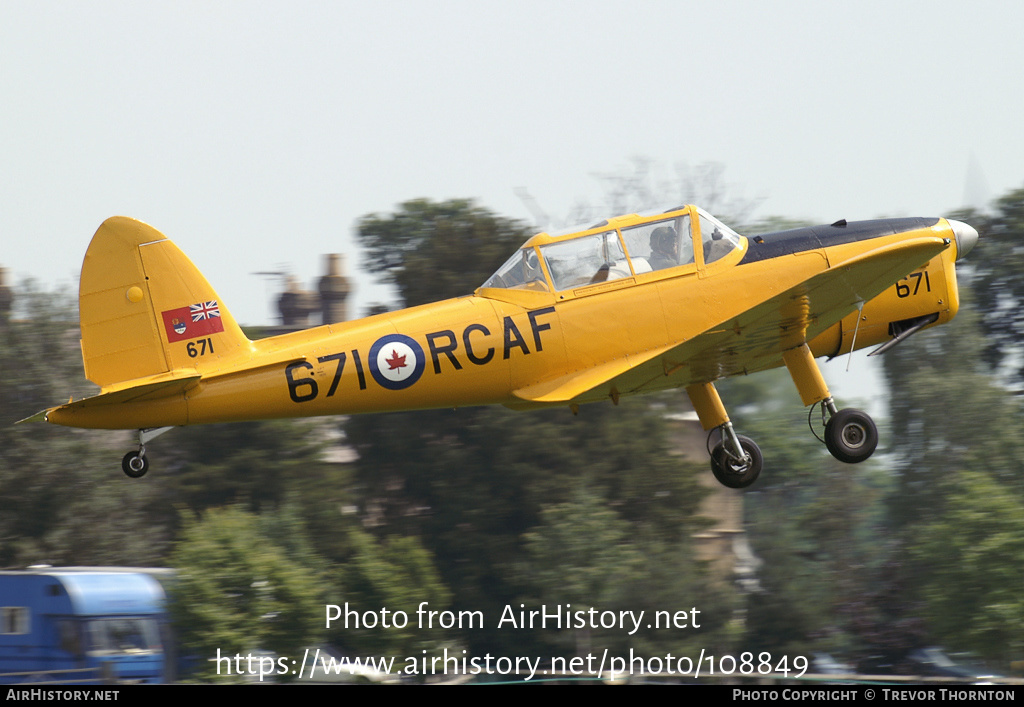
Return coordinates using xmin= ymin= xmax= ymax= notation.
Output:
xmin=121 ymin=451 xmax=149 ymax=478
xmin=710 ymin=435 xmax=763 ymax=489
xmin=824 ymin=408 xmax=878 ymax=463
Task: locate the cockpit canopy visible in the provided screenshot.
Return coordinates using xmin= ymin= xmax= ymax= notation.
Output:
xmin=481 ymin=206 xmax=743 ymax=292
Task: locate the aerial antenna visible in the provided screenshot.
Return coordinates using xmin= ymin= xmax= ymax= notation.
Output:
xmin=252 ymin=267 xmax=294 ymax=324
xmin=514 ymin=187 xmax=553 ymax=230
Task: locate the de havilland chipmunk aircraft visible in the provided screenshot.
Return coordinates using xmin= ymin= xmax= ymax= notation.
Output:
xmin=25 ymin=206 xmax=978 ymax=488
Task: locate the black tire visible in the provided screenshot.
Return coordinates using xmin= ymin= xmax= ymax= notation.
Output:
xmin=824 ymin=408 xmax=878 ymax=463
xmin=710 ymin=435 xmax=763 ymax=489
xmin=122 ymin=451 xmax=149 ymax=478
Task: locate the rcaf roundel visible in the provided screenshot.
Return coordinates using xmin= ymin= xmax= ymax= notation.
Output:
xmin=369 ymin=334 xmax=425 ymax=390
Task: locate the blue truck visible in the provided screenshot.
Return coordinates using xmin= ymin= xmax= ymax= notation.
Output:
xmin=0 ymin=569 xmax=169 ymax=684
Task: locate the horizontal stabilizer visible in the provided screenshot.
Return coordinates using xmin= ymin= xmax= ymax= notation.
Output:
xmin=18 ymin=371 xmax=201 ymax=425
xmin=52 ymin=373 xmax=201 ymax=412
xmin=15 ymin=409 xmax=50 ymax=424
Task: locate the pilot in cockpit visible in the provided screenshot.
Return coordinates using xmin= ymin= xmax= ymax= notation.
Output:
xmin=649 ymin=226 xmax=678 ymax=270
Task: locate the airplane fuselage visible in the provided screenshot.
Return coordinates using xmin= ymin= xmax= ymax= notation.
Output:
xmin=46 ymin=210 xmax=969 ymax=432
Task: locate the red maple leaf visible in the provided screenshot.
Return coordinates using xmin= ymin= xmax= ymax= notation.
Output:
xmin=386 ymin=349 xmax=407 ymax=370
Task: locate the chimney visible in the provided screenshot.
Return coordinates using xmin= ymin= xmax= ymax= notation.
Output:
xmin=318 ymin=254 xmax=351 ymax=324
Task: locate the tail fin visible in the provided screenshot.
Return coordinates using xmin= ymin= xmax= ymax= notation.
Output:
xmin=79 ymin=217 xmax=251 ymax=389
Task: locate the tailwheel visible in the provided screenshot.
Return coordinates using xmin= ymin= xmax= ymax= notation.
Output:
xmin=824 ymin=408 xmax=878 ymax=463
xmin=121 ymin=451 xmax=149 ymax=478
xmin=120 ymin=427 xmax=173 ymax=478
xmin=710 ymin=434 xmax=762 ymax=489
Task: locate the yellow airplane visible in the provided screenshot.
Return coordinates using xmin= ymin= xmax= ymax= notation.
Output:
xmin=26 ymin=206 xmax=978 ymax=488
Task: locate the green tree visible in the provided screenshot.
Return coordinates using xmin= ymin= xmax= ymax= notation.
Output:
xmin=883 ymin=304 xmax=1024 ymax=527
xmin=356 ymin=198 xmax=531 ymax=307
xmin=169 ymin=506 xmax=323 ymax=682
xmin=908 ymin=470 xmax=1024 ymax=666
xmin=520 ymin=481 xmax=737 ymax=658
xmin=345 ymin=399 xmax=709 ymax=655
xmin=877 ymin=189 xmax=1024 ymax=670
xmin=719 ymin=370 xmax=891 ymax=660
xmin=144 ymin=417 xmax=354 ymax=549
xmin=881 ymin=292 xmax=1024 ymax=670
xmin=348 ymin=199 xmax=724 ymax=657
xmin=326 ymin=527 xmax=452 ymax=659
xmin=959 ymin=187 xmax=1024 ymax=382
xmin=520 ymin=482 xmax=646 ymax=655
xmin=0 ymin=284 xmax=168 ymax=566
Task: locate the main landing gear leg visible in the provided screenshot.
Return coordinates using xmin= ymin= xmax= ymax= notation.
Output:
xmin=783 ymin=344 xmax=878 ymax=463
xmin=121 ymin=427 xmax=174 ymax=478
xmin=686 ymin=382 xmax=762 ymax=489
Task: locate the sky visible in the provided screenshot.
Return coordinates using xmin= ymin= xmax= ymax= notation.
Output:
xmin=2 ymin=1 xmax=1020 ymax=363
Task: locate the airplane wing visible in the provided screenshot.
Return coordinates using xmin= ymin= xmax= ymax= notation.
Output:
xmin=511 ymin=340 xmax=681 ymax=404
xmin=512 ymin=235 xmax=949 ymax=406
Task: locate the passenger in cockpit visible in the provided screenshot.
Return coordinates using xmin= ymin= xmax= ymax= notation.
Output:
xmin=649 ymin=226 xmax=678 ymax=270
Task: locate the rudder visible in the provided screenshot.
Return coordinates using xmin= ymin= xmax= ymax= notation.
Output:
xmin=79 ymin=217 xmax=251 ymax=389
